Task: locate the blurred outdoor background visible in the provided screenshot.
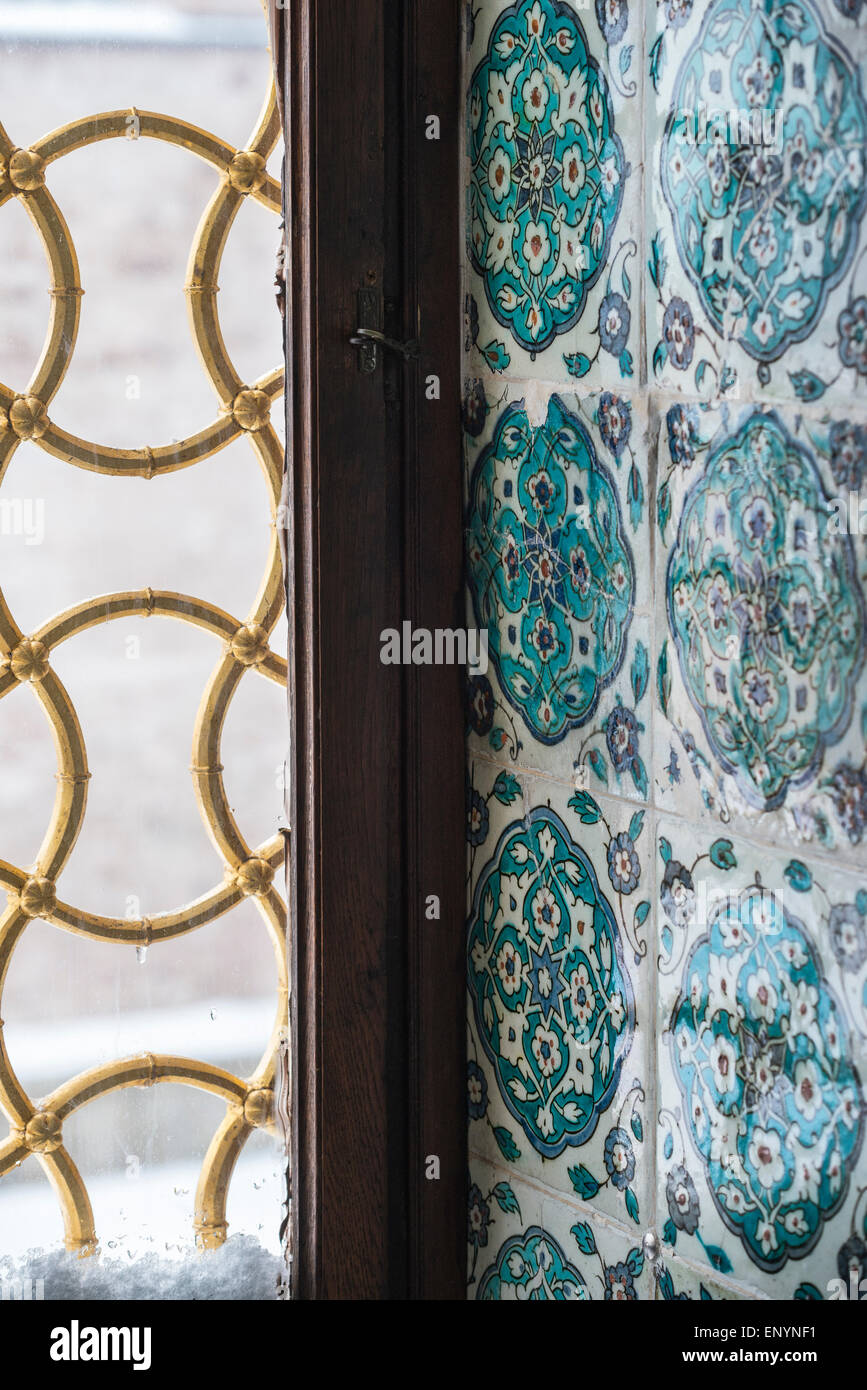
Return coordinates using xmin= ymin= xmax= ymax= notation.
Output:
xmin=0 ymin=0 xmax=287 ymax=1271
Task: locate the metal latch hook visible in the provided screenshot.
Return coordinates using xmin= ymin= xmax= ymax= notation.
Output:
xmin=349 ymin=327 xmax=420 ymax=362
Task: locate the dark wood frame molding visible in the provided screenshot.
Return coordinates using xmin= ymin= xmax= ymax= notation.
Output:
xmin=281 ymin=0 xmax=464 ymax=1300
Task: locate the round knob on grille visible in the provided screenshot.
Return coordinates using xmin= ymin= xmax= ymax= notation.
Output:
xmin=22 ymin=1110 xmax=62 ymax=1153
xmin=9 ymin=394 xmax=48 ymax=440
xmin=230 ymin=388 xmax=271 ymax=432
xmin=228 ymin=857 xmax=274 ymax=898
xmin=229 ymin=623 xmax=269 ymax=667
xmin=227 ymin=150 xmax=266 ymax=194
xmin=9 ymin=638 xmax=50 ymax=683
xmin=19 ymin=875 xmax=57 ymax=917
xmin=8 ymin=148 xmax=45 ymax=192
xmin=243 ymin=1087 xmax=274 ymax=1128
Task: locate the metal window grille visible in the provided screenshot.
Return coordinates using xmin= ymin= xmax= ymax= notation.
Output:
xmin=0 ymin=16 xmax=287 ymax=1256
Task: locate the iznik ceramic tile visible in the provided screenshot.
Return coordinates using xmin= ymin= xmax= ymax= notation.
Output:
xmin=654 ymin=1248 xmax=767 ymax=1301
xmin=464 ymin=0 xmax=867 ymax=1309
xmin=466 ymin=761 xmax=653 ymax=1230
xmin=464 ymin=387 xmax=652 ymax=795
xmin=654 ymin=397 xmax=867 ymax=865
xmin=468 ymin=1154 xmax=654 ymax=1299
xmin=656 ymin=817 xmax=867 ymax=1300
xmin=465 ymin=0 xmax=643 ymax=389
xmin=648 ymin=0 xmax=867 ymax=406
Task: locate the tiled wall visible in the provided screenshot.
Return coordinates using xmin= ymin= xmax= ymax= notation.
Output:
xmin=463 ymin=0 xmax=867 ymax=1301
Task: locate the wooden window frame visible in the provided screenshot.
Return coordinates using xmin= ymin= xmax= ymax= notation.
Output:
xmin=280 ymin=0 xmax=465 ymax=1299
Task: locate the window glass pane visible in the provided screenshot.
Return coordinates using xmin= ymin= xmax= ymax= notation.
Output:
xmin=0 ymin=0 xmax=287 ymax=1300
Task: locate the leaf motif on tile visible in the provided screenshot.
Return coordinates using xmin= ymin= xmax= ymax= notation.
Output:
xmin=491 ymin=1180 xmax=521 ymax=1214
xmin=789 ymin=368 xmax=829 ymax=402
xmin=571 ymin=1220 xmax=596 ymax=1254
xmin=709 ymin=838 xmax=736 ymax=870
xmin=784 ymin=859 xmax=813 ymax=893
xmin=492 ymin=770 xmax=522 ymax=805
xmin=468 ymin=1175 xmax=526 ymax=1288
xmin=568 ymin=790 xmax=602 ymax=823
xmin=624 ymin=1185 xmax=639 ymax=1223
xmin=657 ymin=639 xmax=672 ymax=717
xmin=493 ymin=1126 xmax=522 ymax=1162
xmin=468 ymin=1053 xmax=525 ymax=1163
xmin=568 ymin=1162 xmax=600 ymax=1199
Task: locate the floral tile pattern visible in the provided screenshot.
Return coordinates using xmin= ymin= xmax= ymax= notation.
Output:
xmin=654 ymin=398 xmax=867 ymax=863
xmin=464 ymin=0 xmax=867 ymax=1308
xmin=654 ymin=1248 xmax=767 ymax=1300
xmin=466 ymin=0 xmax=643 ymax=387
xmin=466 ymin=762 xmax=653 ymax=1230
xmin=468 ymin=1155 xmax=653 ymax=1298
xmin=648 ymin=0 xmax=867 ymax=405
xmin=656 ymin=818 xmax=867 ymax=1298
xmin=465 ymin=387 xmax=651 ymax=794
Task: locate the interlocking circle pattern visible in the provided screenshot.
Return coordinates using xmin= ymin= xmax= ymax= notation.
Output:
xmin=0 ymin=27 xmax=287 ymax=1254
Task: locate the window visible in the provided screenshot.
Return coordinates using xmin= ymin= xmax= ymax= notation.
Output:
xmin=0 ymin=0 xmax=289 ymax=1299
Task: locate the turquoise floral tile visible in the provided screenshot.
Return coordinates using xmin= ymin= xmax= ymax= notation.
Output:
xmin=647 ymin=0 xmax=867 ymax=407
xmin=466 ymin=763 xmax=653 ymax=1231
xmin=468 ymin=1155 xmax=530 ymax=1293
xmin=537 ymin=1190 xmax=654 ymax=1301
xmin=655 ymin=818 xmax=867 ymax=1300
xmin=653 ymin=397 xmax=867 ymax=867
xmin=465 ymin=0 xmax=643 ymax=389
xmin=464 ymin=387 xmax=652 ymax=795
xmin=468 ymin=1154 xmax=653 ymax=1299
xmin=464 ymin=0 xmax=867 ymax=1309
xmin=654 ymin=1248 xmax=766 ymax=1301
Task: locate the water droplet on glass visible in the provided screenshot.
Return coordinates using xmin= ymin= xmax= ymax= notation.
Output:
xmin=210 ymin=1009 xmax=217 ymax=1020
xmin=136 ymin=946 xmax=148 ymax=965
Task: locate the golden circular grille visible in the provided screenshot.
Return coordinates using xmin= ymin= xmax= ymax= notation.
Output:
xmin=0 ymin=44 xmax=287 ymax=1255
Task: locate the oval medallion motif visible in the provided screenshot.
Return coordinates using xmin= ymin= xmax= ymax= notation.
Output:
xmin=467 ymin=395 xmax=634 ymax=743
xmin=667 ymin=411 xmax=864 ymax=809
xmin=478 ymin=1227 xmax=586 ymax=1300
xmin=468 ymin=0 xmax=625 ymax=354
xmin=467 ymin=806 xmax=635 ymax=1157
xmin=670 ymin=882 xmax=863 ymax=1270
xmin=661 ymin=0 xmax=867 ymax=363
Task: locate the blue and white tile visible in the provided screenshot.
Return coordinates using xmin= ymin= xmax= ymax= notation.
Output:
xmin=654 ymin=1247 xmax=766 ymax=1301
xmin=469 ymin=1153 xmax=654 ymax=1299
xmin=465 ymin=386 xmax=652 ymax=796
xmin=653 ymin=397 xmax=867 ymax=867
xmin=466 ymin=762 xmax=654 ymax=1231
xmin=465 ymin=0 xmax=643 ymax=389
xmin=647 ymin=0 xmax=867 ymax=408
xmin=655 ymin=817 xmax=867 ymax=1299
